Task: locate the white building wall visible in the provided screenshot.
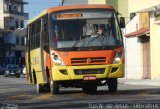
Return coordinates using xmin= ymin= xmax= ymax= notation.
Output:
xmin=150 ymin=12 xmax=160 ymax=79
xmin=125 ymin=13 xmax=143 ymax=79
xmin=125 ymin=37 xmax=143 ymax=79
xmin=0 ymin=0 xmax=4 ymax=29
xmin=128 ymin=0 xmax=160 ymax=13
xmin=125 ymin=14 xmax=140 ymax=34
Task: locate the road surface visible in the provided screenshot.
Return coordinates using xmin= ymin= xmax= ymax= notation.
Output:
xmin=0 ymin=75 xmax=160 ymax=109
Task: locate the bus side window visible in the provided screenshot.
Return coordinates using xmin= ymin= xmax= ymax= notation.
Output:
xmin=29 ymin=20 xmax=41 ymax=50
xmin=29 ymin=24 xmax=35 ymax=50
xmin=42 ymin=16 xmax=49 ymax=52
xmin=35 ymin=20 xmax=41 ymax=48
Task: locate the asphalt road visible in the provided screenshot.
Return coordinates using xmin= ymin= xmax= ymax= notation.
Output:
xmin=0 ymin=75 xmax=160 ymax=109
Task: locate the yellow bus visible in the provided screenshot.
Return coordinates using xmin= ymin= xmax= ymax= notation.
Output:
xmin=25 ymin=5 xmax=125 ymax=94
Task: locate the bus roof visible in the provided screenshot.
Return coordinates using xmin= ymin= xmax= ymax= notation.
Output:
xmin=27 ymin=5 xmax=114 ymax=25
xmin=48 ymin=5 xmax=114 ymax=14
xmin=27 ymin=9 xmax=48 ymax=25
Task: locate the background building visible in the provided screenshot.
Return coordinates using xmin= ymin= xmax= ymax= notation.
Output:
xmin=125 ymin=1 xmax=160 ymax=80
xmin=62 ymin=0 xmax=129 ymax=23
xmin=0 ymin=0 xmax=28 ymax=67
xmin=0 ymin=29 xmax=5 ymax=66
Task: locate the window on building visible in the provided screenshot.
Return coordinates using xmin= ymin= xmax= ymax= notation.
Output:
xmin=21 ymin=6 xmax=23 ymax=13
xmin=155 ymin=10 xmax=160 ymax=21
xmin=15 ymin=20 xmax=19 ymax=29
xmin=21 ymin=37 xmax=24 ymax=46
xmin=4 ymin=4 xmax=8 ymax=12
xmin=0 ymin=32 xmax=3 ymax=37
xmin=9 ymin=5 xmax=11 ymax=11
xmin=0 ymin=51 xmax=3 ymax=57
xmin=18 ymin=6 xmax=21 ymax=12
xmin=0 ymin=37 xmax=4 ymax=44
xmin=14 ymin=5 xmax=17 ymax=11
xmin=130 ymin=13 xmax=136 ymax=20
xmin=11 ymin=5 xmax=14 ymax=10
xmin=16 ymin=37 xmax=19 ymax=45
xmin=20 ymin=20 xmax=24 ymax=28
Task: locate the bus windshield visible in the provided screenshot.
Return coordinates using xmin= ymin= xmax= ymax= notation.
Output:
xmin=50 ymin=10 xmax=123 ymax=51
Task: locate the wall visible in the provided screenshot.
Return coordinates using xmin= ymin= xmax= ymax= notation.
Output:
xmin=0 ymin=0 xmax=4 ymax=29
xmin=125 ymin=37 xmax=143 ymax=79
xmin=125 ymin=14 xmax=141 ymax=79
xmin=139 ymin=13 xmax=149 ymax=29
xmin=125 ymin=14 xmax=140 ymax=34
xmin=150 ymin=12 xmax=160 ymax=79
xmin=88 ymin=0 xmax=107 ymax=4
xmin=128 ymin=0 xmax=160 ymax=13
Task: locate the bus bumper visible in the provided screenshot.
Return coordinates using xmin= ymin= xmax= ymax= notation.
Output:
xmin=51 ymin=63 xmax=124 ymax=81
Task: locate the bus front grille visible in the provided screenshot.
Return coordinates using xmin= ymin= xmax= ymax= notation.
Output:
xmin=74 ymin=68 xmax=105 ymax=75
xmin=71 ymin=57 xmax=106 ymax=65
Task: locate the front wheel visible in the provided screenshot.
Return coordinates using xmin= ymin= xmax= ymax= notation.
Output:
xmin=107 ymin=78 xmax=118 ymax=93
xmin=16 ymin=74 xmax=20 ymax=78
xmin=50 ymin=81 xmax=59 ymax=94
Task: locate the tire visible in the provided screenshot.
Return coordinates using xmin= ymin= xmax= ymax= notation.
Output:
xmin=37 ymin=84 xmax=44 ymax=93
xmin=16 ymin=74 xmax=20 ymax=78
xmin=107 ymin=78 xmax=118 ymax=93
xmin=50 ymin=81 xmax=59 ymax=94
xmin=82 ymin=82 xmax=97 ymax=93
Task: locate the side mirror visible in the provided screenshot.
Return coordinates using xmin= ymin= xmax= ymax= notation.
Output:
xmin=119 ymin=17 xmax=125 ymax=28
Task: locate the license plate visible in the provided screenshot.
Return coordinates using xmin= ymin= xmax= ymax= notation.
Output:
xmin=83 ymin=76 xmax=96 ymax=80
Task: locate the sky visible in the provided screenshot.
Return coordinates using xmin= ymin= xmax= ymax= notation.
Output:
xmin=24 ymin=0 xmax=61 ymax=19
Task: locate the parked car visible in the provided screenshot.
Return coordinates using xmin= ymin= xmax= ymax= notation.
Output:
xmin=0 ymin=66 xmax=5 ymax=75
xmin=4 ymin=64 xmax=21 ymax=78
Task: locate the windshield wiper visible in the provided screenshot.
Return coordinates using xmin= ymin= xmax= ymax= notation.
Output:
xmin=87 ymin=36 xmax=106 ymax=49
xmin=71 ymin=38 xmax=86 ymax=50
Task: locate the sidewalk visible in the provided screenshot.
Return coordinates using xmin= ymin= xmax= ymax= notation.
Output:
xmin=118 ymin=78 xmax=160 ymax=86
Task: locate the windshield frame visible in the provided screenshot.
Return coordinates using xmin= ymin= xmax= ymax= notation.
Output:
xmin=49 ymin=9 xmax=123 ymax=51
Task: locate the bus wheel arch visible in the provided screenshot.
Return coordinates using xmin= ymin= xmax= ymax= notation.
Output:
xmin=46 ymin=67 xmax=50 ymax=83
xmin=32 ymin=69 xmax=37 ymax=84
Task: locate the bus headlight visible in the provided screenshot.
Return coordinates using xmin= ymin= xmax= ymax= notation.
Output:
xmin=51 ymin=52 xmax=65 ymax=66
xmin=114 ymin=57 xmax=121 ymax=63
xmin=113 ymin=51 xmax=124 ymax=64
xmin=55 ymin=59 xmax=62 ymax=65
